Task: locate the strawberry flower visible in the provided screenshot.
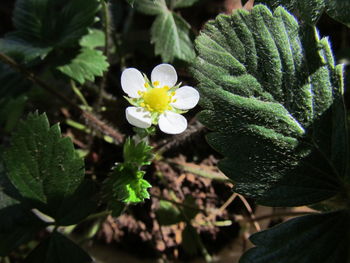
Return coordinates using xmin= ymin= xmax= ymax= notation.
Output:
xmin=121 ymin=64 xmax=199 ymax=134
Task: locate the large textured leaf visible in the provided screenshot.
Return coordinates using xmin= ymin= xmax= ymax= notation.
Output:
xmin=4 ymin=112 xmax=95 ymax=224
xmin=25 ymin=232 xmax=92 ymax=263
xmin=57 ymin=48 xmax=109 ymax=84
xmin=192 ymin=5 xmax=348 ymax=207
xmin=241 ymin=210 xmax=350 ymax=263
xmin=135 ymin=0 xmax=195 ymax=62
xmin=256 ymin=0 xmax=350 ymax=27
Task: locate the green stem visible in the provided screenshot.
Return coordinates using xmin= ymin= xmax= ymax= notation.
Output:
xmin=168 ymin=161 xmax=232 ymax=183
xmin=70 ymin=80 xmax=90 ymax=108
xmin=0 ymin=52 xmax=124 ymax=144
xmin=96 ymin=0 xmax=111 ymax=110
xmin=85 ymin=210 xmax=111 ymax=221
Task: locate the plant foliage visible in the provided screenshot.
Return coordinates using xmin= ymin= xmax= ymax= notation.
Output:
xmin=4 ymin=112 xmax=96 ymax=226
xmin=57 ymin=29 xmax=109 ymax=84
xmin=255 ymin=0 xmax=350 ymax=26
xmin=134 ymin=0 xmax=195 ymax=62
xmin=192 ymin=4 xmax=349 ymax=262
xmin=104 ymin=138 xmax=153 ymax=206
xmin=25 ymin=232 xmax=92 ymax=263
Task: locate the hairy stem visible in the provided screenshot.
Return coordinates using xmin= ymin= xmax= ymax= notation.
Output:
xmin=0 ymin=52 xmax=124 ymax=144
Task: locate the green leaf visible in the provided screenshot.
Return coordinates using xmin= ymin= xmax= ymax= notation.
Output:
xmin=0 ymin=95 xmax=27 ymax=133
xmin=151 ymin=10 xmax=195 ymax=62
xmin=135 ymin=0 xmax=195 ymax=62
xmin=192 ymin=5 xmax=348 ymax=207
xmin=255 ymin=0 xmax=350 ymax=27
xmin=0 ymin=204 xmax=44 ymax=256
xmin=4 ymin=112 xmax=94 ymax=224
xmin=182 ymin=195 xmax=199 ymax=221
xmin=181 ymin=224 xmax=201 ymax=256
xmin=156 ymin=200 xmax=183 ymax=225
xmin=0 ymin=38 xmax=51 ymax=63
xmin=25 ymin=231 xmax=92 ymax=263
xmin=123 ymin=137 xmax=154 ymax=166
xmin=240 ymin=210 xmax=350 ymax=263
xmin=57 ymin=48 xmax=109 ymax=84
xmin=135 ymin=0 xmax=167 ymax=15
xmin=326 ymin=0 xmax=350 ymax=27
xmin=79 ymin=29 xmax=105 ymax=49
xmin=0 ymin=63 xmax=32 ymax=99
xmin=0 ymin=163 xmax=44 ymax=256
xmin=173 ymin=0 xmax=200 ymax=9
xmin=106 ymin=164 xmax=152 ymax=204
xmin=126 ymin=0 xmax=135 ymax=7
xmin=12 ymin=0 xmax=100 ymax=48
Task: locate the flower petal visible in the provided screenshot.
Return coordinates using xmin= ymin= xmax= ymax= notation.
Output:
xmin=171 ymin=86 xmax=200 ymax=110
xmin=121 ymin=68 xmax=146 ymax=98
xmin=158 ymin=111 xmax=187 ymax=134
xmin=125 ymin=107 xmax=152 ymax=128
xmin=151 ymin=64 xmax=177 ymax=88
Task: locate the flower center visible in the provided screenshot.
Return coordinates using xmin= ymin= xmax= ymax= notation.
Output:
xmin=141 ymin=87 xmax=172 ymax=113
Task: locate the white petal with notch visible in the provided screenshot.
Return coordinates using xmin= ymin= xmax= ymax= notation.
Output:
xmin=151 ymin=64 xmax=178 ymax=88
xmin=121 ymin=68 xmax=146 ymax=98
xmin=159 ymin=111 xmax=187 ymax=134
xmin=125 ymin=107 xmax=152 ymax=128
xmin=171 ymin=86 xmax=200 ymax=110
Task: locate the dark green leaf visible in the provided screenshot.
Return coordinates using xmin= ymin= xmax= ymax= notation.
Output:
xmin=256 ymin=0 xmax=350 ymax=27
xmin=57 ymin=48 xmax=109 ymax=84
xmin=109 ymin=201 xmax=126 ymax=217
xmin=192 ymin=5 xmax=347 ymax=206
xmin=326 ymin=0 xmax=350 ymax=27
xmin=156 ymin=200 xmax=183 ymax=225
xmin=4 ymin=112 xmax=92 ymax=224
xmin=0 ymin=63 xmax=32 ymax=99
xmin=0 ymin=204 xmax=44 ymax=256
xmin=0 ymin=164 xmax=44 ymax=256
xmin=0 ymin=38 xmax=51 ymax=63
xmin=126 ymin=0 xmax=136 ymax=7
xmin=240 ymin=210 xmax=350 ymax=263
xmin=182 ymin=195 xmax=199 ymax=221
xmin=13 ymin=0 xmax=100 ymax=48
xmin=0 ymin=95 xmax=27 ymax=133
xmin=25 ymin=231 xmax=92 ymax=263
xmin=181 ymin=224 xmax=201 ymax=256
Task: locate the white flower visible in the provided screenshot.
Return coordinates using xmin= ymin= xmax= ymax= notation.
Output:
xmin=121 ymin=64 xmax=199 ymax=134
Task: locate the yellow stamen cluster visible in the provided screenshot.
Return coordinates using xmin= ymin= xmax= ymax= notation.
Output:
xmin=139 ymin=85 xmax=176 ymax=113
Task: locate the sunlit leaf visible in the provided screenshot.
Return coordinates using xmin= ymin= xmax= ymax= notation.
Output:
xmin=192 ymin=5 xmax=347 ymax=207
xmin=57 ymin=48 xmax=109 ymax=84
xmin=135 ymin=0 xmax=195 ymax=62
xmin=4 ymin=112 xmax=95 ymax=225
